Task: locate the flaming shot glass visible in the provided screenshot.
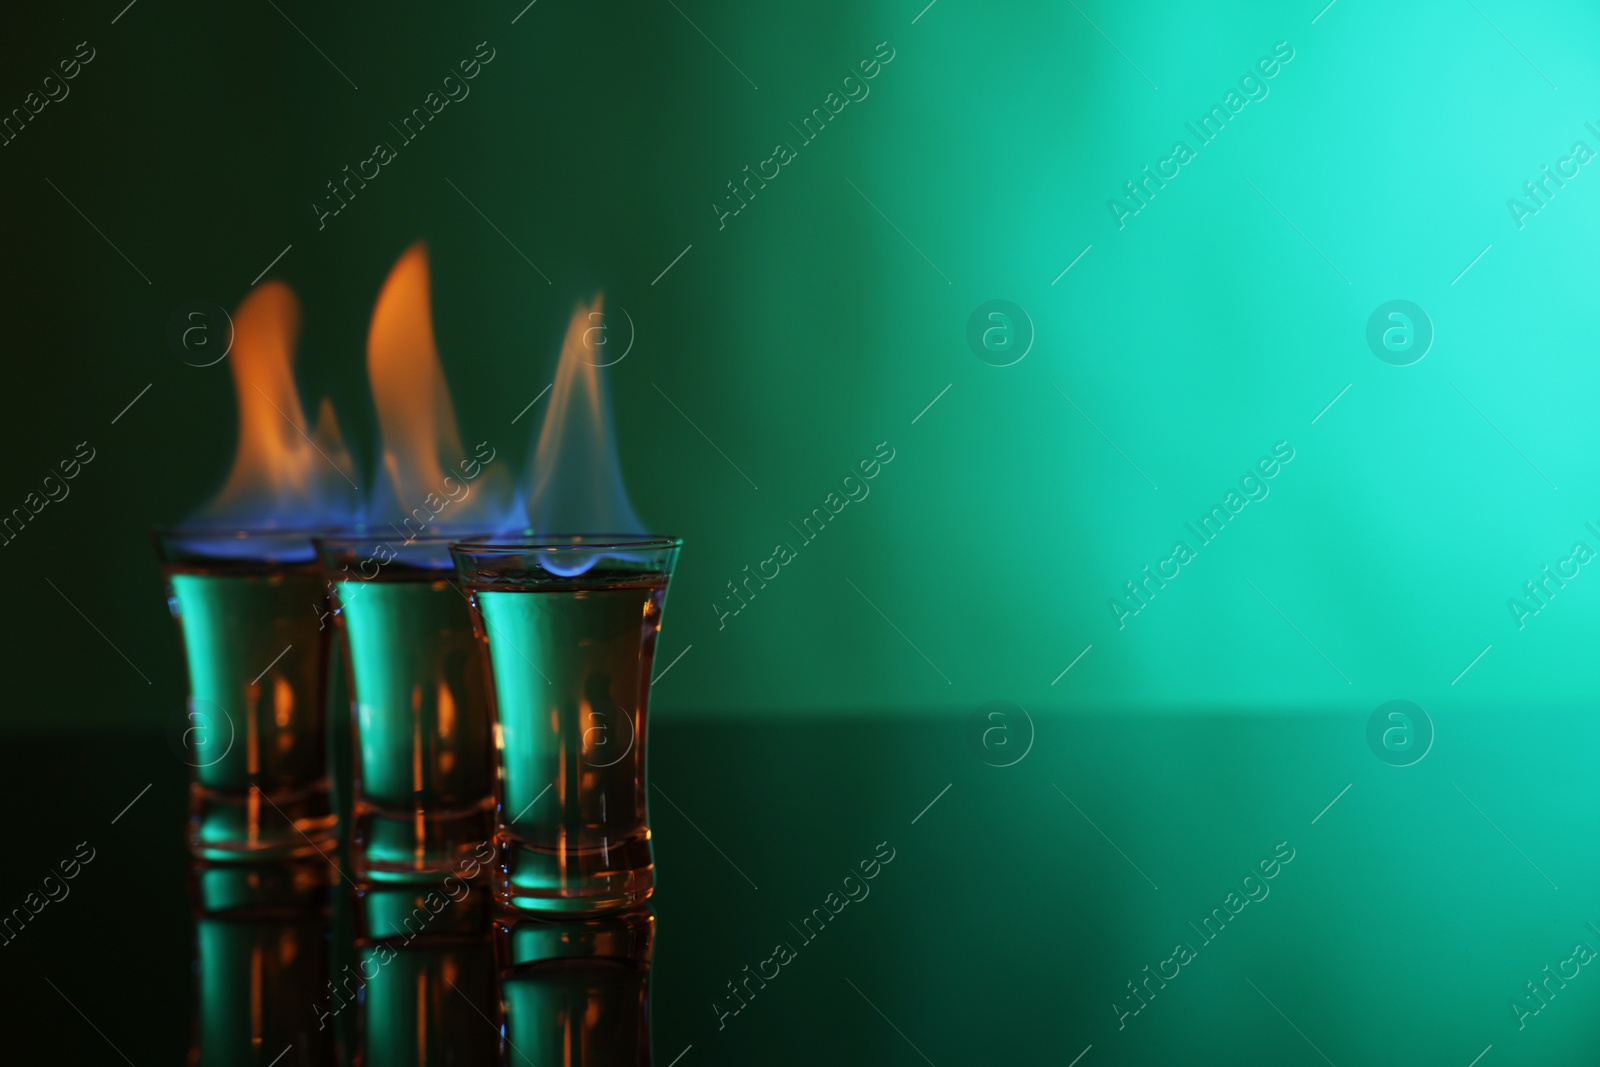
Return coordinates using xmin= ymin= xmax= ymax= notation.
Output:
xmin=318 ymin=533 xmax=495 ymax=886
xmin=450 ymin=536 xmax=680 ymax=916
xmin=156 ymin=528 xmax=338 ymax=862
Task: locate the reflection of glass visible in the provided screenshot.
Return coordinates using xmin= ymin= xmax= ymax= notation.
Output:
xmin=452 ymin=536 xmax=680 ymax=916
xmin=320 ymin=534 xmax=494 ymax=884
xmin=498 ymin=908 xmax=653 ymax=1065
xmin=157 ymin=529 xmax=337 ymax=861
xmin=189 ymin=861 xmax=336 ymax=1067
xmin=352 ymin=882 xmax=498 ymax=1067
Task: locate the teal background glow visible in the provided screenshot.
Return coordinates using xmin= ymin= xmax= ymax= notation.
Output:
xmin=6 ymin=0 xmax=1599 ymax=721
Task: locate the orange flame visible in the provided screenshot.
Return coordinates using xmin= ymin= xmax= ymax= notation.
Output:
xmin=525 ymin=294 xmax=643 ymax=534
xmin=367 ymin=242 xmax=507 ymax=529
xmin=193 ymin=281 xmax=357 ymax=526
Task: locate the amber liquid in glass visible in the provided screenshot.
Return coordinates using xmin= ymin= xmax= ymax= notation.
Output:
xmin=335 ymin=575 xmax=493 ymax=884
xmin=165 ymin=565 xmax=335 ymax=861
xmin=474 ymin=579 xmax=665 ymax=915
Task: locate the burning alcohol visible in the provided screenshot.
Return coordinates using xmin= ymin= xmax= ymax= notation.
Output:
xmin=448 ymin=287 xmax=677 ymax=915
xmin=159 ymin=233 xmax=679 ymax=914
xmin=158 ymin=278 xmax=359 ymax=861
xmin=323 ymin=537 xmax=495 ymax=882
xmin=159 ymin=532 xmax=338 ymax=861
xmin=454 ymin=538 xmax=678 ymax=915
xmin=323 ymin=243 xmax=509 ymax=884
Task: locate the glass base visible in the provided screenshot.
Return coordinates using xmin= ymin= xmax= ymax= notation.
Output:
xmin=189 ymin=780 xmax=337 ymax=863
xmin=354 ymin=798 xmax=495 ymax=884
xmin=495 ymin=832 xmax=653 ymax=916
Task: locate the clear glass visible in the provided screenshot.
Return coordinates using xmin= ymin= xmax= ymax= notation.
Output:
xmin=155 ymin=528 xmax=337 ymax=862
xmin=319 ymin=533 xmax=494 ymax=885
xmin=451 ymin=535 xmax=681 ymax=916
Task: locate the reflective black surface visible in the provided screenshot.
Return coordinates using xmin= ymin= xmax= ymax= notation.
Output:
xmin=4 ymin=712 xmax=1598 ymax=1065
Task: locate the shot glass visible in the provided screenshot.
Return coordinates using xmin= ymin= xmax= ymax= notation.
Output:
xmin=318 ymin=533 xmax=495 ymax=885
xmin=451 ymin=535 xmax=681 ymax=916
xmin=156 ymin=528 xmax=338 ymax=862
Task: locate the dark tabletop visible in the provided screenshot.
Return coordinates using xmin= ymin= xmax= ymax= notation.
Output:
xmin=2 ymin=710 xmax=1595 ymax=1065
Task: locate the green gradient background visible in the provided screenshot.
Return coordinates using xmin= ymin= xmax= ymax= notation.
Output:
xmin=2 ymin=1 xmax=1597 ymax=719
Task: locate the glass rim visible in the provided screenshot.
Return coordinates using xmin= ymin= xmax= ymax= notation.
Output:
xmin=316 ymin=527 xmax=498 ymax=548
xmin=151 ymin=525 xmax=325 ymax=567
xmin=151 ymin=523 xmax=330 ymax=539
xmin=451 ymin=533 xmax=682 ymax=554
